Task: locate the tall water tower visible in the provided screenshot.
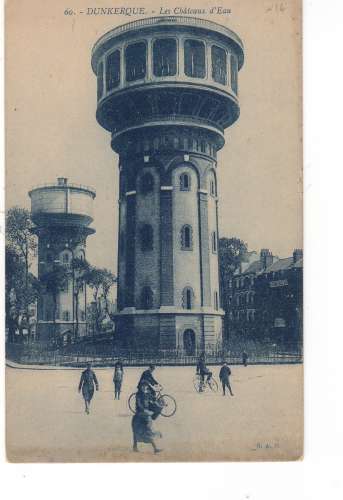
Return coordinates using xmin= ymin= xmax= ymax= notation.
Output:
xmin=29 ymin=178 xmax=96 ymax=342
xmin=91 ymin=16 xmax=244 ymax=353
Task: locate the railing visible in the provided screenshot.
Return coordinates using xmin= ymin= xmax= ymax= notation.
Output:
xmin=6 ymin=340 xmax=303 ymax=367
xmin=29 ymin=182 xmax=96 ymax=195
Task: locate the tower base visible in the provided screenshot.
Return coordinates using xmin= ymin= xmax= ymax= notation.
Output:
xmin=114 ymin=308 xmax=224 ymax=354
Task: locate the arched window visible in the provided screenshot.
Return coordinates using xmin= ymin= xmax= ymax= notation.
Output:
xmin=97 ymin=61 xmax=104 ymax=100
xmin=182 ymin=287 xmax=194 ymax=309
xmin=140 ymin=173 xmax=154 ymax=194
xmin=180 ymin=172 xmax=191 ymax=191
xmin=214 ymin=291 xmax=219 ymax=310
xmin=140 ymin=224 xmax=153 ymax=251
xmin=230 ymin=54 xmax=238 ymax=94
xmin=211 ymin=231 xmax=217 ymax=253
xmin=153 ymin=38 xmax=177 ymax=77
xmin=106 ymin=50 xmax=120 ymax=91
xmin=211 ymin=45 xmax=227 ymax=85
xmin=125 ymin=42 xmax=146 ymax=82
xmin=184 ymin=40 xmax=206 ymax=78
xmin=181 ymin=225 xmax=193 ymax=250
xmin=141 ymin=286 xmax=153 ymax=309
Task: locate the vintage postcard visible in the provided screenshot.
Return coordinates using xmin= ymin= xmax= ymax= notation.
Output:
xmin=5 ymin=0 xmax=303 ymax=462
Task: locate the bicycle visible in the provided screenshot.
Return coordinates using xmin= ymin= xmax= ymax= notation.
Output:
xmin=193 ymin=373 xmax=219 ymax=393
xmin=128 ymin=385 xmax=177 ymax=417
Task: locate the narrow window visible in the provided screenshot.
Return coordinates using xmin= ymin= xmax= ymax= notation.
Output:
xmin=180 ymin=173 xmax=190 ymax=191
xmin=140 ymin=173 xmax=154 ymax=194
xmin=214 ymin=291 xmax=219 ymax=310
xmin=141 ymin=286 xmax=153 ymax=309
xmin=62 ymin=253 xmax=70 ymax=264
xmin=181 ymin=225 xmax=193 ymax=250
xmin=126 ymin=42 xmax=146 ymax=82
xmin=106 ymin=50 xmax=120 ymax=91
xmin=212 ymin=45 xmax=227 ymax=85
xmin=153 ymin=38 xmax=177 ymax=77
xmin=230 ymin=54 xmax=238 ymax=94
xmin=212 ymin=231 xmax=217 ymax=253
xmin=184 ymin=39 xmax=206 ymax=78
xmin=97 ymin=61 xmax=104 ymax=100
xmin=140 ymin=224 xmax=153 ymax=251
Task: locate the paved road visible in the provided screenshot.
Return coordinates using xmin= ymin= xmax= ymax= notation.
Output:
xmin=6 ymin=364 xmax=303 ymax=462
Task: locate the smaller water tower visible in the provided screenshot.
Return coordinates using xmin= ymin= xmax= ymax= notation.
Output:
xmin=29 ymin=178 xmax=96 ymax=342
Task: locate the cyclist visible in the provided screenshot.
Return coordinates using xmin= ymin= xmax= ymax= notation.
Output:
xmin=196 ymin=353 xmax=212 ymax=392
xmin=137 ymin=365 xmax=162 ymax=420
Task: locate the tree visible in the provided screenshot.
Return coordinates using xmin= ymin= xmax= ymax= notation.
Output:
xmin=71 ymin=257 xmax=90 ymax=340
xmin=85 ymin=266 xmax=116 ymax=334
xmin=5 ymin=245 xmax=40 ymax=342
xmin=39 ymin=264 xmax=69 ymax=343
xmin=6 ymin=207 xmax=38 ymax=341
xmin=219 ymin=237 xmax=248 ymax=345
xmin=6 ymin=207 xmax=37 ymax=289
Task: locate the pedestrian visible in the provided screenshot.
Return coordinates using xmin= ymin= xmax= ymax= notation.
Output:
xmin=78 ymin=362 xmax=99 ymax=414
xmin=137 ymin=364 xmax=162 ymax=420
xmin=113 ymin=359 xmax=124 ymax=400
xmin=131 ymin=382 xmax=162 ymax=454
xmin=219 ymin=361 xmax=234 ymax=396
xmin=242 ymin=351 xmax=248 ymax=367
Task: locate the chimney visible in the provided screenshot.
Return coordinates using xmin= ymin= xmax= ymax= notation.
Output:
xmin=260 ymin=249 xmax=273 ymax=270
xmin=293 ymin=249 xmax=303 ymax=263
xmin=57 ymin=177 xmax=68 ymax=186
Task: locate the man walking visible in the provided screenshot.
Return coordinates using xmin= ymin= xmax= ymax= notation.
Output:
xmin=78 ymin=362 xmax=99 ymax=414
xmin=219 ymin=361 xmax=234 ymax=397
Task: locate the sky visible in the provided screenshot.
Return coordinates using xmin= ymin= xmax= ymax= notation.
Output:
xmin=6 ymin=0 xmax=302 ymax=273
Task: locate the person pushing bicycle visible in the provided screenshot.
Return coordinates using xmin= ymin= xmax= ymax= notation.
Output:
xmin=137 ymin=365 xmax=162 ymax=420
xmin=196 ymin=353 xmax=212 ymax=392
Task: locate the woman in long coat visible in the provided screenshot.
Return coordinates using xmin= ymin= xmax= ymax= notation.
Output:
xmin=78 ymin=362 xmax=99 ymax=414
xmin=131 ymin=383 xmax=162 ymax=454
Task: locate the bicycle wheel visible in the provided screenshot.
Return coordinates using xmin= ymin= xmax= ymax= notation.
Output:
xmin=208 ymin=378 xmax=219 ymax=393
xmin=158 ymin=394 xmax=177 ymax=417
xmin=128 ymin=392 xmax=137 ymax=414
xmin=193 ymin=375 xmax=202 ymax=393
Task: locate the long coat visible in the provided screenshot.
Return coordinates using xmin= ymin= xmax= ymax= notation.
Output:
xmin=78 ymin=369 xmax=99 ymax=402
xmin=131 ymin=391 xmax=157 ymax=443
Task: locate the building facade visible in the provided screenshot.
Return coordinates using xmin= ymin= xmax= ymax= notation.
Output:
xmin=29 ymin=178 xmax=96 ymax=342
xmin=91 ymin=16 xmax=244 ymax=353
xmin=225 ymin=249 xmax=303 ymax=347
